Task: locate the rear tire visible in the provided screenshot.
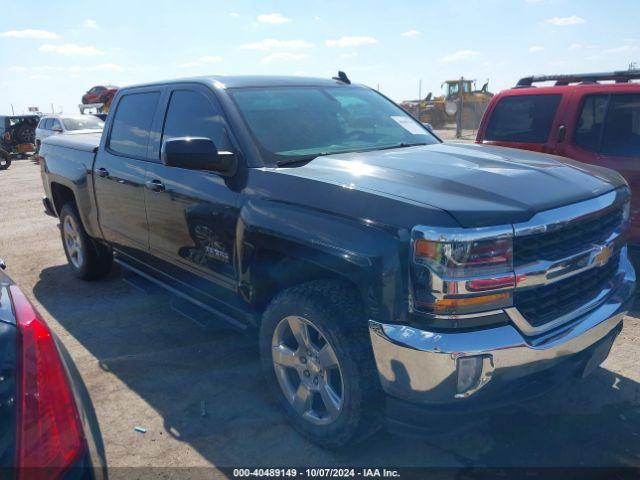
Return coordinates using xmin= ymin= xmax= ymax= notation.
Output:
xmin=259 ymin=280 xmax=381 ymax=449
xmin=59 ymin=203 xmax=113 ymax=280
xmin=0 ymin=150 xmax=10 ymax=170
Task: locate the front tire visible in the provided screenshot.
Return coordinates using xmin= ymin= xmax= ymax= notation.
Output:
xmin=259 ymin=280 xmax=381 ymax=449
xmin=59 ymin=203 xmax=113 ymax=280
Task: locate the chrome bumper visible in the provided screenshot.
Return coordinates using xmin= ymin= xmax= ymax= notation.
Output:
xmin=369 ymin=249 xmax=635 ymax=404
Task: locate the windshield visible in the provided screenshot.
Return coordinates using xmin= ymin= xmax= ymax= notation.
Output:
xmin=229 ymin=86 xmax=438 ymax=164
xmin=62 ymin=116 xmax=104 ymax=131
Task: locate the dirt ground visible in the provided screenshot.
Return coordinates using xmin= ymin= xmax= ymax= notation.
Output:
xmin=1 ymin=157 xmax=639 ymax=478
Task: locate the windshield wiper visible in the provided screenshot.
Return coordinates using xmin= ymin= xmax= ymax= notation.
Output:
xmin=276 ymin=151 xmax=340 ymax=167
xmin=374 ymin=142 xmax=430 ymax=151
xmin=275 ymin=143 xmax=431 ymax=167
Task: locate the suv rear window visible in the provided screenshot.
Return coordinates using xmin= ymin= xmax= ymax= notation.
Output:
xmin=108 ymin=92 xmax=160 ymax=158
xmin=485 ymin=94 xmax=561 ymax=143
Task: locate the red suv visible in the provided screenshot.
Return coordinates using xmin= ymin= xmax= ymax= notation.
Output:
xmin=81 ymin=85 xmax=118 ymax=105
xmin=476 ymin=70 xmax=640 ymax=242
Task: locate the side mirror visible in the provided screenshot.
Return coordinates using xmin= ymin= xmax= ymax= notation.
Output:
xmin=161 ymin=137 xmax=237 ymax=177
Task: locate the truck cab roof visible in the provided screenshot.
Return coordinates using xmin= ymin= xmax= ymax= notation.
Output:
xmin=122 ymin=75 xmax=354 ymax=91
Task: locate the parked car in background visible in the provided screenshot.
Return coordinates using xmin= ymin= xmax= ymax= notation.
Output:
xmin=0 ymin=115 xmax=39 ymax=169
xmin=476 ymin=70 xmax=640 ymax=243
xmin=39 ymin=74 xmax=635 ymax=448
xmin=36 ymin=115 xmax=105 ymax=152
xmin=0 ymin=260 xmax=107 ymax=478
xmin=81 ymin=86 xmax=118 ymax=106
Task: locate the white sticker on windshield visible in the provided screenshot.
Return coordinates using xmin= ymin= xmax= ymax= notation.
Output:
xmin=391 ymin=116 xmax=425 ymax=135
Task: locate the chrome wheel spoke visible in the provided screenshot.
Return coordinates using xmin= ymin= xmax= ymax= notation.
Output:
xmin=317 ymin=343 xmax=339 ymax=369
xmin=319 ymin=382 xmax=341 ymax=419
xmin=288 ymin=317 xmax=311 ymax=351
xmin=272 ymin=345 xmax=298 ymax=369
xmin=291 ymin=383 xmax=312 ymax=415
xmin=272 ymin=315 xmax=344 ymax=426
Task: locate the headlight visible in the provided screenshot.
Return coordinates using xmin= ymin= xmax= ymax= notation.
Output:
xmin=411 ymin=226 xmax=515 ymax=316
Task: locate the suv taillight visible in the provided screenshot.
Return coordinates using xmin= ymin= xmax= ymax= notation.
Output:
xmin=10 ymin=286 xmax=85 ymax=479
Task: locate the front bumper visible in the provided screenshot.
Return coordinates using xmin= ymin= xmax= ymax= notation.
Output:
xmin=369 ymin=249 xmax=635 ymax=406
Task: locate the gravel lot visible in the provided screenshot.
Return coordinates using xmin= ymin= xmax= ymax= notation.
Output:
xmin=1 ymin=157 xmax=639 ymax=478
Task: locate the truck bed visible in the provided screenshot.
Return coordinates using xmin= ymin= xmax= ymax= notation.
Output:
xmin=43 ymin=132 xmax=102 ymax=153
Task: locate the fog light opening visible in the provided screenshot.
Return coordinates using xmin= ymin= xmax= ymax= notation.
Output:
xmin=455 ymin=354 xmax=493 ymax=398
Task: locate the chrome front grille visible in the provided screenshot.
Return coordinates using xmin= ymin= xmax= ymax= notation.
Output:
xmin=514 ymin=251 xmax=620 ymax=328
xmin=509 ymin=189 xmax=629 ymax=334
xmin=513 ymin=206 xmax=623 ymax=267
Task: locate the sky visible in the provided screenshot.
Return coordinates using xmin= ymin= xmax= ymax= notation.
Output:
xmin=1 ymin=0 xmax=639 ymax=115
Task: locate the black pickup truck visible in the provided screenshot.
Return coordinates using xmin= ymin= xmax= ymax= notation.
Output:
xmin=39 ymin=75 xmax=635 ymax=448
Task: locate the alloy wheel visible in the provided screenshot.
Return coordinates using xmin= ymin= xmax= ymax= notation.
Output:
xmin=271 ymin=315 xmax=344 ymax=426
xmin=63 ymin=216 xmax=84 ymax=269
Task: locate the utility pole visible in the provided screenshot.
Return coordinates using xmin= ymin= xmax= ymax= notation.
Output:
xmin=418 ymin=79 xmax=422 ymax=121
xmin=455 ymin=77 xmax=464 ymax=139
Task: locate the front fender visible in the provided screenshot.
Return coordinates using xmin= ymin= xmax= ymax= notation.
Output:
xmin=236 ymin=199 xmax=410 ymax=323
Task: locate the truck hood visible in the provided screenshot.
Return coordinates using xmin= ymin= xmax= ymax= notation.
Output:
xmin=278 ymin=143 xmax=626 ymax=227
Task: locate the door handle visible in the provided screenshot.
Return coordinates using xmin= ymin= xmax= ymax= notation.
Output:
xmin=97 ymin=167 xmax=109 ymax=178
xmin=145 ymin=179 xmax=165 ymax=192
xmin=557 ymin=125 xmax=567 ymax=143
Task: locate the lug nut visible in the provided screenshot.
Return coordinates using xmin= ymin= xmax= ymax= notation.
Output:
xmin=303 ymin=370 xmax=310 ymax=377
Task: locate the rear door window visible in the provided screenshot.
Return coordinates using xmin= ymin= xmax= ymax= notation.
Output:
xmin=485 ymin=94 xmax=561 ymax=143
xmin=108 ymin=92 xmax=160 ymax=158
xmin=574 ymin=94 xmax=608 ymax=152
xmin=601 ymin=94 xmax=640 ymax=157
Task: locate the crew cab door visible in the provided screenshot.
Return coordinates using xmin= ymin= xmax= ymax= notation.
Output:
xmin=143 ymin=85 xmax=241 ymax=294
xmin=93 ymin=88 xmax=162 ymax=256
xmin=564 ymin=93 xmax=640 ymax=242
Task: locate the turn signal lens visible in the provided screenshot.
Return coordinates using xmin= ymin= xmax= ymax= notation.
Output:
xmin=427 ymin=293 xmax=511 ymax=314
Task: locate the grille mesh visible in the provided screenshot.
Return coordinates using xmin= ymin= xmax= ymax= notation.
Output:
xmin=514 ymin=207 xmax=623 ymax=267
xmin=515 ymin=252 xmax=620 ymax=328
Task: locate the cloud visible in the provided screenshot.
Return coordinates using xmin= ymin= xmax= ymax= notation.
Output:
xmin=441 ymin=50 xmax=480 ymax=62
xmin=40 ymin=43 xmax=105 ymax=56
xmin=401 ymin=30 xmax=421 ymax=37
xmin=228 ymin=12 xmax=240 ymax=17
xmin=240 ymin=38 xmax=314 ymax=51
xmin=544 ymin=15 xmax=585 ymax=26
xmin=325 ymin=36 xmax=377 ymax=48
xmin=261 ymin=52 xmax=308 ymax=63
xmin=257 ymin=13 xmax=291 ymax=24
xmin=177 ymin=55 xmax=223 ymax=68
xmin=604 ymin=45 xmax=638 ymax=54
xmin=0 ymin=29 xmax=61 ymax=39
xmin=68 ymin=63 xmax=124 ymax=73
xmin=200 ymin=55 xmax=223 ymax=62
xmin=529 ymin=45 xmax=545 ymax=53
xmin=82 ymin=19 xmax=98 ymax=29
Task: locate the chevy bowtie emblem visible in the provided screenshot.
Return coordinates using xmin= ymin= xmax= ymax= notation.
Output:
xmin=592 ymin=244 xmax=613 ymax=267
